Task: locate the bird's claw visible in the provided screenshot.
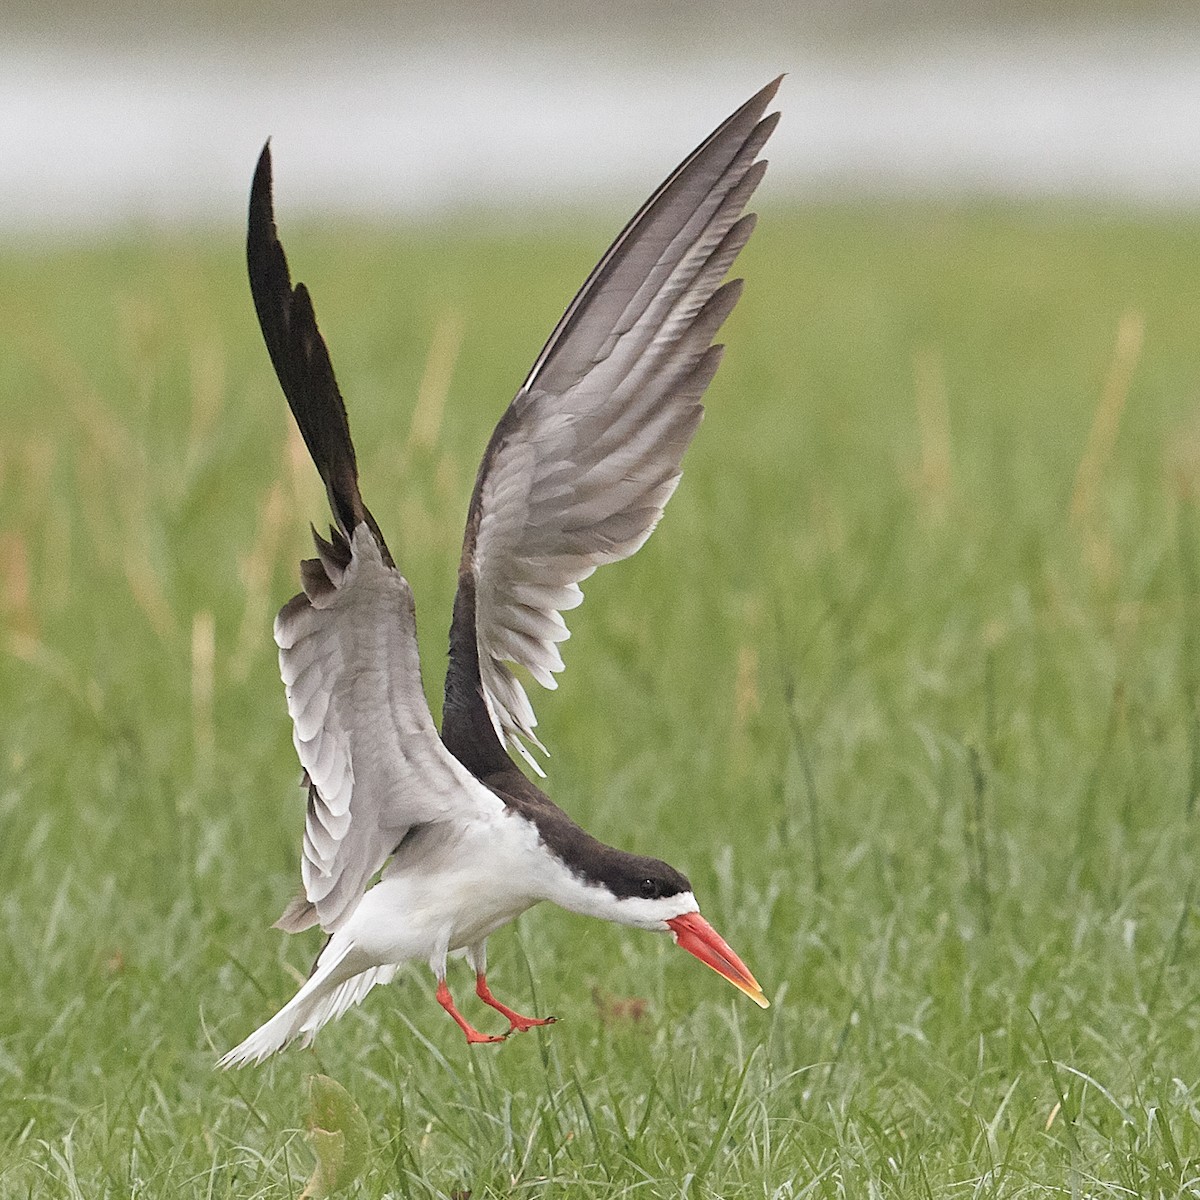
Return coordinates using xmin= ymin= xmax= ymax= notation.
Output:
xmin=465 ymin=1030 xmax=508 ymax=1045
xmin=507 ymin=1014 xmax=557 ymax=1035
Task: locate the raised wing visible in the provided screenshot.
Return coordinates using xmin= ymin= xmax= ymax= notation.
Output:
xmin=249 ymin=145 xmax=503 ymax=932
xmin=441 ymin=78 xmax=781 ymax=774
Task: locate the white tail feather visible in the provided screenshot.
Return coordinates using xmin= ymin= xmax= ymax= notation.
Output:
xmin=218 ymin=940 xmax=397 ymax=1068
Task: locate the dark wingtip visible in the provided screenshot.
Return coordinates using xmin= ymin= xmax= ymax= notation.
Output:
xmin=249 ymin=141 xmax=274 ymax=229
xmin=245 ymin=143 xmax=390 ymax=564
xmin=247 ymin=139 xmax=287 ymax=305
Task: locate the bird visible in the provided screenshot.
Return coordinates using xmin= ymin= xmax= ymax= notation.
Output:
xmin=218 ymin=77 xmax=780 ymax=1068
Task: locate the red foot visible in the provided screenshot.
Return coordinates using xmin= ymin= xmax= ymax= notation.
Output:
xmin=476 ymin=974 xmax=557 ymax=1035
xmin=436 ymin=979 xmax=506 ymax=1044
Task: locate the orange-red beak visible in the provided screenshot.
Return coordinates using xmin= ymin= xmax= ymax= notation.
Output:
xmin=666 ymin=913 xmax=769 ymax=1008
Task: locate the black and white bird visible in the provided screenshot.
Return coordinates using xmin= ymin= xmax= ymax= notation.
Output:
xmin=219 ymin=78 xmax=779 ymax=1067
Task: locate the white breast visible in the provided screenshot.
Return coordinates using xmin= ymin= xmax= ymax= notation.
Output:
xmin=341 ymin=810 xmax=552 ymax=968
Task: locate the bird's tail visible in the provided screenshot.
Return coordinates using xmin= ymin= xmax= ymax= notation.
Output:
xmin=218 ymin=939 xmax=397 ymax=1068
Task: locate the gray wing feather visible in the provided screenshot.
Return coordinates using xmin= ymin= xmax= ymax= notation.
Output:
xmin=467 ymin=79 xmax=781 ymax=768
xmin=279 ymin=525 xmax=504 ymax=930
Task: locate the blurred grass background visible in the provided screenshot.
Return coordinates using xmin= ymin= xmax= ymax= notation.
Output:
xmin=2 ymin=198 xmax=1200 ymax=1193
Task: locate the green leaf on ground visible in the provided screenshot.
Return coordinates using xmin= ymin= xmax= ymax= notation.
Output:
xmin=300 ymin=1074 xmax=370 ymax=1198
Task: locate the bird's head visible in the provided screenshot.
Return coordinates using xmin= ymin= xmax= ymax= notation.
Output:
xmin=584 ymin=854 xmax=770 ymax=1010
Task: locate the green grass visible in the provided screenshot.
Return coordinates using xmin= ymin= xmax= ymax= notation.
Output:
xmin=3 ymin=201 xmax=1200 ymax=1197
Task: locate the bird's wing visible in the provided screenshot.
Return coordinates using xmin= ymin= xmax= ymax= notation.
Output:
xmin=441 ymin=78 xmax=781 ymax=774
xmin=249 ymin=144 xmax=503 ymax=932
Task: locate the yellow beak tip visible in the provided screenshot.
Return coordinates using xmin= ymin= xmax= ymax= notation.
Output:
xmin=733 ymin=980 xmax=770 ymax=1009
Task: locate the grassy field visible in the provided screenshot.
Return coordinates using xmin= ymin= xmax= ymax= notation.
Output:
xmin=2 ymin=201 xmax=1200 ymax=1197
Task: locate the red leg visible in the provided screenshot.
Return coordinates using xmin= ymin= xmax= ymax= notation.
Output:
xmin=435 ymin=979 xmax=506 ymax=1044
xmin=475 ymin=974 xmax=557 ymax=1034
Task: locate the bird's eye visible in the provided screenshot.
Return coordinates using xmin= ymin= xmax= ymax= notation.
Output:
xmin=640 ymin=879 xmax=658 ymax=899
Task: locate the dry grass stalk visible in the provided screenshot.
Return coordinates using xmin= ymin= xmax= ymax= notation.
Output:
xmin=407 ymin=312 xmax=463 ymax=452
xmin=1070 ymin=309 xmax=1144 ymax=525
